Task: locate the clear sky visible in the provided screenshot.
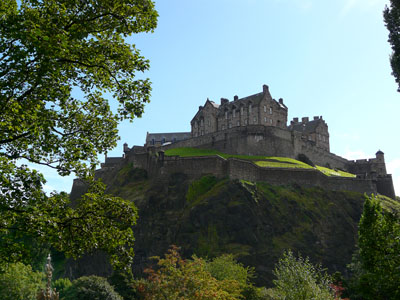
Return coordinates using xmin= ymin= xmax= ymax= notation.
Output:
xmin=43 ymin=0 xmax=400 ymax=196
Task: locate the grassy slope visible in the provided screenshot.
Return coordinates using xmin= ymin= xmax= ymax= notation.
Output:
xmin=165 ymin=147 xmax=356 ymax=177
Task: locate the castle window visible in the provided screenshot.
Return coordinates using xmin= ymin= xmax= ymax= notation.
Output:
xmin=269 ymin=107 xmax=272 ymax=114
xmin=264 ymin=117 xmax=267 ymax=123
xmin=222 ymin=125 xmax=225 ymax=130
xmin=237 ymin=121 xmax=240 ymax=126
xmin=253 ymin=116 xmax=257 ymax=123
xmin=208 ymin=120 xmax=211 ymax=126
xmin=233 ymin=110 xmax=236 ymax=118
xmin=162 ymin=138 xmax=165 ymax=144
xmin=241 ymin=107 xmax=243 ymax=115
xmin=228 ymin=123 xmax=232 ymax=129
xmin=270 ymin=119 xmax=272 ymax=124
xmin=245 ymin=119 xmax=248 ymax=125
xmin=264 ymin=106 xmax=266 ymax=112
xmin=225 ymin=111 xmax=228 ymax=119
xmin=249 ymin=105 xmax=252 ymax=113
xmin=201 ymin=119 xmax=204 ymax=126
xmin=151 ymin=139 xmax=155 ymax=145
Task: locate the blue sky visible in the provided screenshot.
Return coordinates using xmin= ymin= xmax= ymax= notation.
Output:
xmin=42 ymin=0 xmax=400 ymax=195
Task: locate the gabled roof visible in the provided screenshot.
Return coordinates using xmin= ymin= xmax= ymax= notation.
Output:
xmin=146 ymin=132 xmax=191 ymax=142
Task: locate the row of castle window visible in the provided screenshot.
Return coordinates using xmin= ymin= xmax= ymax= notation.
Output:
xmin=224 ymin=106 xmax=273 ymax=119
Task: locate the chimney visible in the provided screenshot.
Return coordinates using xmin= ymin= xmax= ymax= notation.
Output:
xmin=279 ymin=98 xmax=283 ymax=104
xmin=302 ymin=117 xmax=309 ymax=124
xmin=293 ymin=117 xmax=299 ymax=123
xmin=313 ymin=116 xmax=319 ymax=120
xmin=221 ymin=98 xmax=229 ymax=105
xmin=263 ymin=84 xmax=269 ymax=93
xmin=234 ymin=95 xmax=239 ymax=101
xmin=199 ymin=106 xmax=203 ymax=110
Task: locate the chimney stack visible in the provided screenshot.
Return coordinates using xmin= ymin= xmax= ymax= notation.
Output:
xmin=234 ymin=95 xmax=239 ymax=101
xmin=314 ymin=116 xmax=319 ymax=120
xmin=263 ymin=84 xmax=269 ymax=94
xmin=279 ymin=98 xmax=283 ymax=104
xmin=221 ymin=98 xmax=229 ymax=105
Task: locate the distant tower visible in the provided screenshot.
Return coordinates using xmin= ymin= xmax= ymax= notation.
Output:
xmin=375 ymin=150 xmax=387 ymax=175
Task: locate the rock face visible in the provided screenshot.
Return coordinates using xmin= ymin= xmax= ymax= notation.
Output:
xmin=67 ymin=163 xmax=367 ymax=286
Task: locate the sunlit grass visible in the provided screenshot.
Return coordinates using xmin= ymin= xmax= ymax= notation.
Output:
xmin=316 ymin=166 xmax=356 ymax=178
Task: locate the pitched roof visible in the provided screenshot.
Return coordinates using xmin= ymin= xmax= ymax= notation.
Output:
xmin=146 ymin=132 xmax=191 ymax=142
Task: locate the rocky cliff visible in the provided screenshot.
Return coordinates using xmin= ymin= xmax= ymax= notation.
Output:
xmin=66 ymin=162 xmax=398 ymax=286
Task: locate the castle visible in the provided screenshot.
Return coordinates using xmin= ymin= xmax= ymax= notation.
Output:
xmin=101 ymin=85 xmax=396 ymax=199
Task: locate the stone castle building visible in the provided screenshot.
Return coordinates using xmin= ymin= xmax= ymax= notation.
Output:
xmin=103 ymin=84 xmax=395 ymax=199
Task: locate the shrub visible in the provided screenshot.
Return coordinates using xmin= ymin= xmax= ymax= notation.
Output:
xmin=137 ymin=245 xmax=242 ymax=300
xmin=64 ymin=275 xmax=123 ymax=300
xmin=270 ymin=250 xmax=335 ymax=300
xmin=52 ymin=278 xmax=72 ymax=299
xmin=0 ymin=262 xmax=45 ymax=300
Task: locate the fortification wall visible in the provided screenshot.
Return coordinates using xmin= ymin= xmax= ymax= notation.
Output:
xmin=227 ymin=158 xmax=375 ymax=194
xmin=134 ymin=153 xmax=377 ymax=195
xmin=376 ymin=175 xmax=396 ymax=199
xmin=162 ymin=125 xmax=349 ymax=171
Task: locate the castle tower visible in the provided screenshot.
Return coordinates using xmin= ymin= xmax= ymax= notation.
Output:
xmin=375 ymin=150 xmax=387 ymax=175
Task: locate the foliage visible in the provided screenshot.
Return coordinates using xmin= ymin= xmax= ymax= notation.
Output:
xmin=269 ymin=250 xmax=335 ymax=300
xmin=0 ymin=262 xmax=45 ymax=300
xmin=206 ymin=254 xmax=265 ymax=300
xmin=205 ymin=254 xmax=254 ymax=288
xmin=64 ymin=275 xmax=123 ymax=300
xmin=0 ymin=0 xmax=157 ymax=268
xmin=136 ymin=245 xmax=243 ymax=300
xmin=186 ymin=175 xmax=218 ymax=204
xmin=108 ymin=269 xmax=138 ymax=300
xmin=52 ymin=278 xmax=72 ymax=299
xmin=352 ymin=195 xmax=400 ymax=299
xmin=384 ymin=1 xmax=400 ymax=92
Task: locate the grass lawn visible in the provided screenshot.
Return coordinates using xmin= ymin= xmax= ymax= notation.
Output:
xmin=165 ymin=147 xmax=356 ymax=178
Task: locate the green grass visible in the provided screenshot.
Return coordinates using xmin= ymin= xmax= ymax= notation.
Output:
xmin=316 ymin=166 xmax=356 ymax=178
xmin=165 ymin=147 xmax=356 ymax=178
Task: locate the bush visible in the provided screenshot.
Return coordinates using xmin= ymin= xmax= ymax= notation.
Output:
xmin=64 ymin=275 xmax=123 ymax=300
xmin=270 ymin=250 xmax=335 ymax=300
xmin=52 ymin=278 xmax=72 ymax=299
xmin=108 ymin=269 xmax=138 ymax=300
xmin=0 ymin=262 xmax=45 ymax=300
xmin=137 ymin=245 xmax=242 ymax=300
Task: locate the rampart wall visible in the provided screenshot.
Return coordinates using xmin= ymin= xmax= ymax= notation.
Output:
xmin=162 ymin=125 xmax=349 ymax=171
xmin=128 ymin=151 xmax=377 ymax=195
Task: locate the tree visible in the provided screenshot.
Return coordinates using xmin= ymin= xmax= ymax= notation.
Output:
xmin=269 ymin=250 xmax=335 ymax=300
xmin=355 ymin=195 xmax=400 ymax=299
xmin=0 ymin=262 xmax=45 ymax=300
xmin=136 ymin=246 xmax=243 ymax=300
xmin=384 ymin=1 xmax=400 ymax=92
xmin=0 ymin=0 xmax=157 ymax=269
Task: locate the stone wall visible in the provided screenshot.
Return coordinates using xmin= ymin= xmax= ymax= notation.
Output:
xmin=162 ymin=125 xmax=348 ymax=170
xmin=129 ymin=151 xmax=377 ymax=195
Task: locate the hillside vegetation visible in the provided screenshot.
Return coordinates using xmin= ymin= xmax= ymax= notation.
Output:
xmin=66 ymin=162 xmax=399 ymax=287
xmin=165 ymin=147 xmax=356 ymax=177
